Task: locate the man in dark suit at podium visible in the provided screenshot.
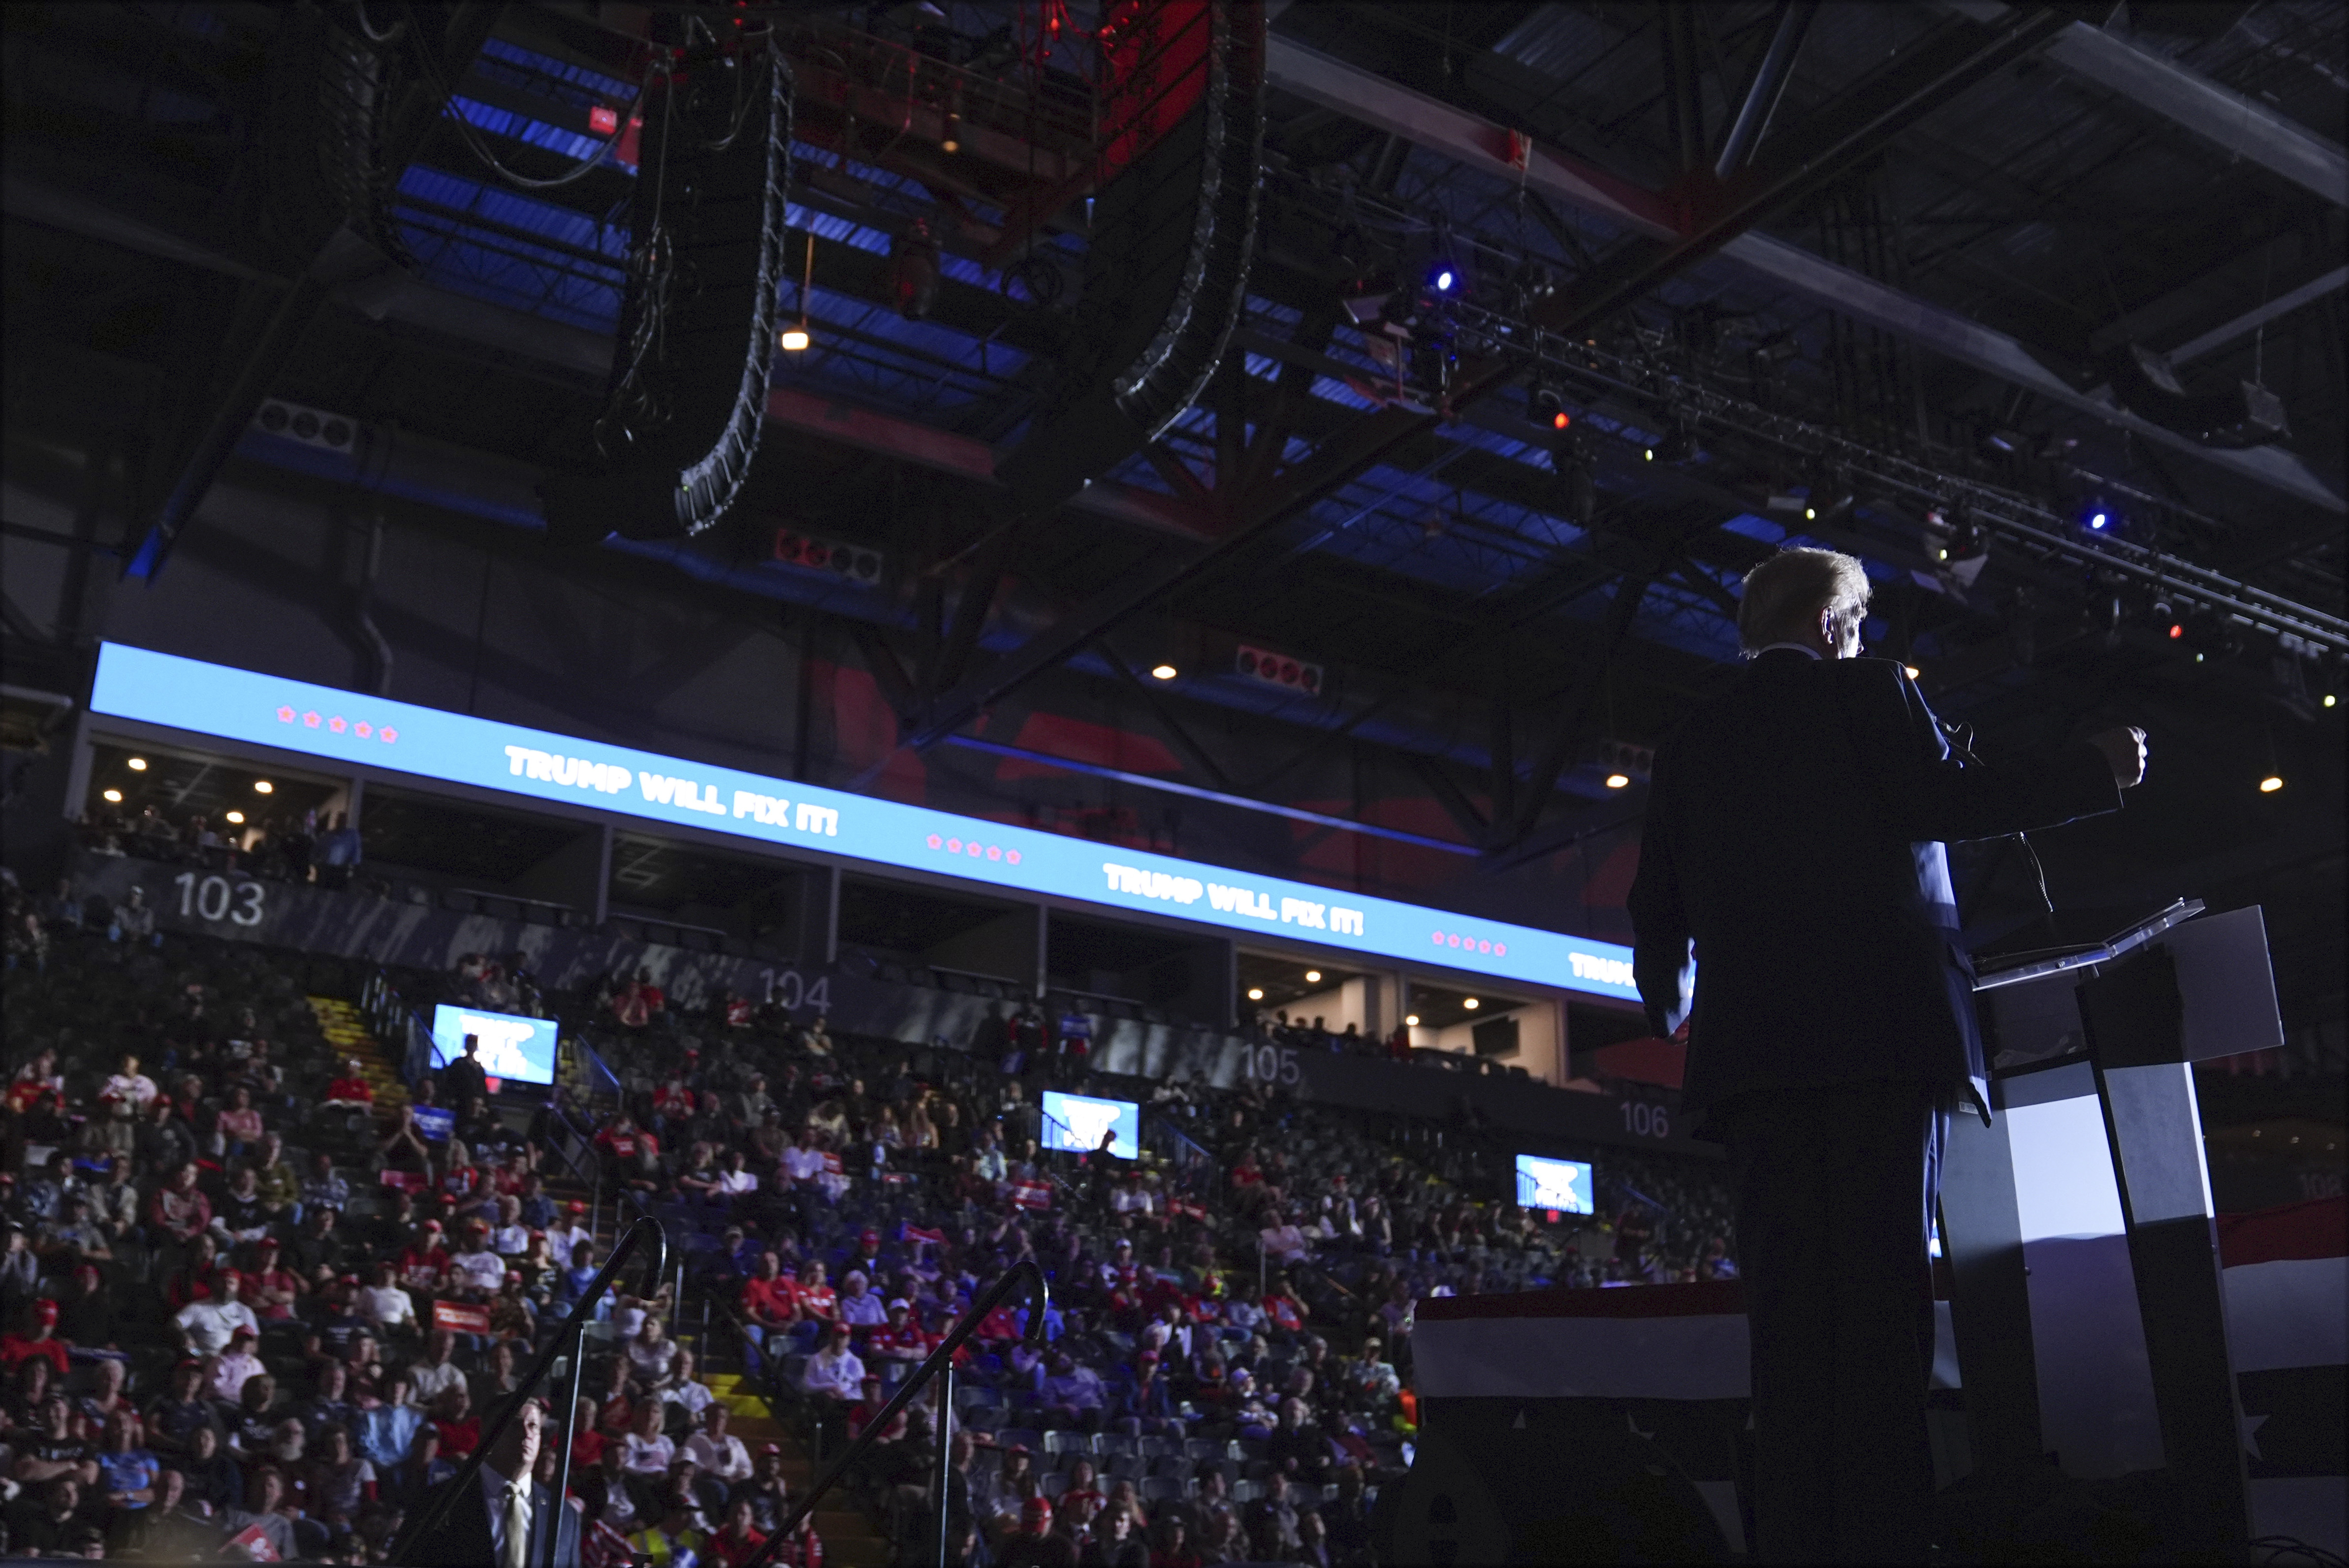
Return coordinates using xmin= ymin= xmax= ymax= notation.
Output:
xmin=1629 ymin=547 xmax=2145 ymax=1564
xmin=399 ymin=1395 xmax=579 ymax=1567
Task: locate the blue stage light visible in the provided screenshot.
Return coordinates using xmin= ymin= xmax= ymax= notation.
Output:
xmin=1433 ymin=268 xmax=1455 ymax=292
xmin=2090 ymin=511 xmax=2107 ymax=530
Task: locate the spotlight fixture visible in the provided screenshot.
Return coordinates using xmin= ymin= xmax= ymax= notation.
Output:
xmin=1429 ymin=263 xmax=1457 ymax=293
xmin=254 ymin=780 xmax=274 ymax=794
xmin=103 ymin=788 xmax=122 ymax=803
xmin=1463 ymin=998 xmax=1480 ymax=1010
xmin=1304 ymin=970 xmax=1322 ymax=984
xmin=779 ymin=225 xmax=816 ymax=352
xmin=127 ymin=757 xmax=148 ymax=771
xmin=2326 ymin=694 xmax=2338 ymax=709
xmin=1604 ymin=772 xmax=1631 ymax=789
xmin=2088 ymin=508 xmax=2109 ymax=532
xmin=1904 ymin=664 xmax=1921 ymax=679
xmin=1149 ymin=664 xmax=1178 ymax=681
xmin=2258 ymin=775 xmax=2284 ymax=793
xmin=1938 ymin=507 xmax=1989 ymax=589
xmin=1649 ymin=419 xmax=1696 ymax=465
xmin=1247 ymin=987 xmax=1265 ymax=1001
xmin=1803 ymin=472 xmax=1855 ymax=524
xmin=1551 ymin=435 xmax=1596 ymax=529
xmin=889 ymin=220 xmax=942 ymax=321
xmin=940 ymin=113 xmax=962 ymax=155
xmin=1404 ymin=1014 xmax=1421 ymax=1027
xmin=1529 ymin=380 xmax=1570 ymax=430
xmin=224 ymin=810 xmax=245 ymax=824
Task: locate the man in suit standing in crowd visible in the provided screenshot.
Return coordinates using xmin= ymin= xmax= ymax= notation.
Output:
xmin=397 ymin=1395 xmax=578 ymax=1567
xmin=1629 ymin=547 xmax=2145 ymax=1564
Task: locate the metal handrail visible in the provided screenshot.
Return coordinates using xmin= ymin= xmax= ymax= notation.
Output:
xmin=384 ymin=1216 xmax=668 ymax=1567
xmin=733 ymin=1259 xmax=1049 ymax=1568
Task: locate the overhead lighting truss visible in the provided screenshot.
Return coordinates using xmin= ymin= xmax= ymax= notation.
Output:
xmin=1431 ymin=299 xmax=2348 ymax=657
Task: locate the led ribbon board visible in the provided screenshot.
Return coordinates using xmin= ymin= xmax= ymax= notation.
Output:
xmin=89 ymin=644 xmax=1640 ymax=999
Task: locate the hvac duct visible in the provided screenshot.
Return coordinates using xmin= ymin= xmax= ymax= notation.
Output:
xmin=542 ymin=33 xmax=794 ymax=543
xmin=994 ymin=0 xmax=1266 ymax=513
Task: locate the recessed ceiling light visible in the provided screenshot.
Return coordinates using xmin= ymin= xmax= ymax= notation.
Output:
xmin=1304 ymin=970 xmax=1321 ymax=984
xmin=1604 ymin=773 xmax=1630 ymax=789
xmin=1246 ymin=988 xmax=1264 ymax=1001
xmin=2258 ymin=775 xmax=2284 ymax=793
xmin=779 ymin=325 xmax=811 ymax=352
xmin=1404 ymin=1014 xmax=1420 ymax=1027
xmin=1150 ymin=664 xmax=1178 ymax=681
xmin=102 ymin=788 xmax=123 ymax=803
xmin=254 ymin=780 xmax=274 ymax=793
xmin=127 ymin=757 xmax=148 ymax=771
xmin=224 ymin=810 xmax=245 ymax=824
xmin=1463 ymin=998 xmax=1480 ymax=1010
xmin=1903 ymin=664 xmax=1920 ymax=678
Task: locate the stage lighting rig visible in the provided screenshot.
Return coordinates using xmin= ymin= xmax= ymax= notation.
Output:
xmin=1529 ymin=378 xmax=1570 ymax=431
xmin=1802 ymin=465 xmax=1853 ymax=524
xmin=889 ymin=219 xmax=941 ymax=320
xmin=1924 ymin=505 xmax=1990 ymax=590
xmin=1551 ymin=434 xmax=1596 ymax=529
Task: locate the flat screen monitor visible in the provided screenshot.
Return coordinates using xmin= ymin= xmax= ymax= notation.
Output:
xmin=1040 ymin=1091 xmax=1139 ymax=1160
xmin=430 ymin=1004 xmax=559 ymax=1086
xmin=1515 ymin=1153 xmax=1594 ymax=1214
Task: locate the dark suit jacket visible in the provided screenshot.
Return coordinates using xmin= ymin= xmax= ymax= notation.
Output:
xmin=401 ymin=1472 xmax=580 ymax=1567
xmin=1627 ymin=651 xmax=2119 ymax=1129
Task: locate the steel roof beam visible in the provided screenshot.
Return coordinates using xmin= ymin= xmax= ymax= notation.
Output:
xmin=1941 ymin=1 xmax=2349 ymax=207
xmin=900 ymin=9 xmax=2096 ymax=754
xmin=121 ymin=3 xmax=508 ymax=582
xmin=2166 ymin=265 xmax=2349 ymax=370
xmin=1263 ymin=35 xmax=2347 ymax=515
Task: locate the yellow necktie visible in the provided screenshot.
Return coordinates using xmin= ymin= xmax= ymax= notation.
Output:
xmin=502 ymin=1481 xmax=533 ymax=1568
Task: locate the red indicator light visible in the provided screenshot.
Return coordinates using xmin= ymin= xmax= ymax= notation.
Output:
xmin=589 ymin=105 xmax=619 ymax=136
xmin=1552 ymin=411 xmax=1570 ymax=429
xmin=2169 ymin=624 xmax=2184 ymax=639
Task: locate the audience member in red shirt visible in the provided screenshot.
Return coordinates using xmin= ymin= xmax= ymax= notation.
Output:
xmin=740 ymin=1253 xmax=795 ymax=1338
xmin=323 ymin=1061 xmax=375 ymax=1108
xmin=0 ymin=1298 xmax=71 ymax=1377
xmin=790 ymin=1260 xmax=837 ymax=1326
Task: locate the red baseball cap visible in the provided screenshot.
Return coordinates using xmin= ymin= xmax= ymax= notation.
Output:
xmin=568 ymin=1201 xmax=587 ymax=1215
xmin=1023 ymin=1497 xmax=1052 ymax=1521
xmin=859 ymin=1229 xmax=880 ymax=1244
xmin=33 ymin=1298 xmax=59 ymax=1324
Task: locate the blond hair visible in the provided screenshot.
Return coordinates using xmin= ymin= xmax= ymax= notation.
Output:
xmin=1736 ymin=547 xmax=1870 ymax=656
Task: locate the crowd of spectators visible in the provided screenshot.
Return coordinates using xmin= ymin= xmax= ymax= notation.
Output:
xmin=73 ymin=800 xmax=364 ymax=891
xmin=0 ymin=874 xmax=820 ymax=1564
xmin=7 ymin=849 xmax=1740 ymax=1566
xmin=569 ymin=967 xmax=1738 ymax=1567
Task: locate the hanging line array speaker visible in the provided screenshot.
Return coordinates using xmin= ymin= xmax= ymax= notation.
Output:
xmin=543 ymin=31 xmax=793 ymax=543
xmin=993 ymin=0 xmax=1267 ymax=516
